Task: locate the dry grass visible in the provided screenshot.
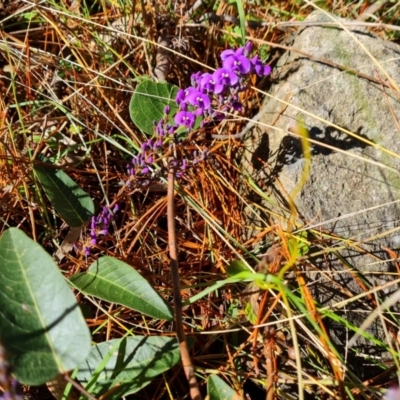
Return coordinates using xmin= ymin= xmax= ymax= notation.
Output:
xmin=1 ymin=0 xmax=400 ymax=399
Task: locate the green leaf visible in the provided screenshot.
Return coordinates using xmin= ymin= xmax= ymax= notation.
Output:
xmin=294 ymin=230 xmax=310 ymax=257
xmin=226 ymin=259 xmax=249 ymax=276
xmin=129 ymin=80 xmax=179 ymax=135
xmin=77 ymin=336 xmax=186 ymax=399
xmin=234 ymin=0 xmax=246 ymax=46
xmin=244 ymin=301 xmax=257 ymax=324
xmin=70 ymin=256 xmax=173 ymax=321
xmin=0 ymin=228 xmax=91 ymax=385
xmin=207 ymin=375 xmax=241 ymax=400
xmin=34 ymin=161 xmax=95 ymax=227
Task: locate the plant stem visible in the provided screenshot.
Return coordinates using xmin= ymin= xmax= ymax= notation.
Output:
xmin=167 ymin=162 xmax=203 ymax=400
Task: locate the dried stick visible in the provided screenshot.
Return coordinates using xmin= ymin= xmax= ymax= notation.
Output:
xmin=167 ymin=163 xmax=203 ymax=400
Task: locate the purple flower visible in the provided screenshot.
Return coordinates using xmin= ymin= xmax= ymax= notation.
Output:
xmin=175 ymin=87 xmax=197 ymax=105
xmin=231 ymin=101 xmax=242 ymax=111
xmin=175 ymin=89 xmax=185 ymax=105
xmin=83 ymin=205 xmax=119 ymax=255
xmin=191 ymin=71 xmax=202 ymax=87
xmin=141 ymin=142 xmax=149 ymax=151
xmin=221 ymin=43 xmax=252 ymax=61
xmin=156 ymin=121 xmax=166 ymax=136
xmin=220 ymin=49 xmax=236 ymax=61
xmin=154 ymin=138 xmax=163 ymax=149
xmin=0 ymin=378 xmax=24 ymax=400
xmin=222 ymin=54 xmax=251 ymax=74
xmin=244 ymin=42 xmax=252 ymax=56
xmin=385 ymin=387 xmax=400 ymax=400
xmin=200 ymin=73 xmax=224 ymax=94
xmin=251 ymin=55 xmax=272 ymax=76
xmin=185 ymin=91 xmax=211 ymax=115
xmin=168 ymin=125 xmax=177 ymax=134
xmin=213 ymin=68 xmax=239 ymax=87
xmin=175 ymin=111 xmax=195 ymax=128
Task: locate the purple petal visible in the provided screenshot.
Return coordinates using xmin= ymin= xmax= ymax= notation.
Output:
xmin=385 ymin=387 xmax=400 ymax=400
xmin=191 ymin=71 xmax=202 ymax=87
xmin=213 ymin=68 xmax=239 ymax=86
xmin=263 ymin=65 xmax=272 ymax=76
xmin=141 ymin=142 xmax=149 ymax=151
xmin=175 ymin=89 xmax=185 ymax=105
xmin=186 ymin=91 xmax=211 ymax=110
xmin=174 ymin=111 xmax=195 ymax=128
xmin=199 ymin=73 xmax=216 ymax=92
xmin=244 ymin=42 xmax=252 ymax=56
xmin=223 ymin=55 xmax=251 ymax=74
xmin=221 ymin=49 xmax=235 ymax=61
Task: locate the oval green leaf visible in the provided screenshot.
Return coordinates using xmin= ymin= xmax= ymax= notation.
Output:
xmin=0 ymin=228 xmax=91 ymax=385
xmin=34 ymin=161 xmax=95 ymax=227
xmin=70 ymin=256 xmax=173 ymax=321
xmin=77 ymin=336 xmax=184 ymax=399
xmin=129 ymin=80 xmax=179 ymax=135
xmin=208 ymin=375 xmax=241 ymax=400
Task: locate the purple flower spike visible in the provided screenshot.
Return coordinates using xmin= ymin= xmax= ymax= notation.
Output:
xmin=175 ymin=111 xmax=195 ymax=128
xmin=223 ymin=54 xmax=251 ymax=74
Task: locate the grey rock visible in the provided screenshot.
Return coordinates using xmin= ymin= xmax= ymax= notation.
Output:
xmin=240 ymin=11 xmax=400 ymax=369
